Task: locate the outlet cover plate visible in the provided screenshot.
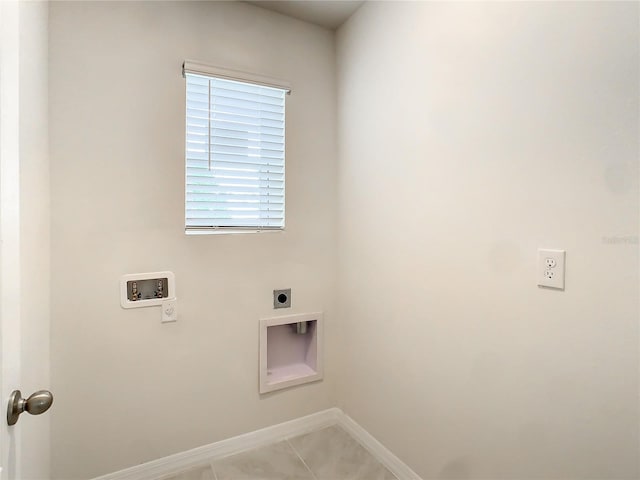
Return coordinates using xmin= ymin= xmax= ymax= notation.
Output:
xmin=537 ymin=249 xmax=565 ymax=290
xmin=273 ymin=288 xmax=291 ymax=309
xmin=161 ymin=298 xmax=178 ymax=323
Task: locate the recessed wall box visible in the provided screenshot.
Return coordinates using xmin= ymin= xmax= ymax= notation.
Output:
xmin=120 ymin=271 xmax=176 ymax=309
xmin=259 ymin=312 xmax=323 ymax=394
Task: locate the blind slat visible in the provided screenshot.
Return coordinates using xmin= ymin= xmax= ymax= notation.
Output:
xmin=187 ymin=161 xmax=283 ymax=173
xmin=187 ymin=138 xmax=284 ymax=151
xmin=186 ymin=187 xmax=285 ymax=198
xmin=187 ymin=88 xmax=284 ymax=106
xmin=186 ymin=151 xmax=284 ymax=164
xmin=186 ymin=118 xmax=283 ymax=136
xmin=186 ymin=185 xmax=284 ymax=195
xmin=187 ymin=130 xmax=283 ymax=144
xmin=187 ymin=203 xmax=284 ymax=211
xmin=186 ymin=189 xmax=285 ymax=198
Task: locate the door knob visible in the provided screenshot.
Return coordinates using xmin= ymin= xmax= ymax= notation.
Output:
xmin=7 ymin=390 xmax=53 ymax=426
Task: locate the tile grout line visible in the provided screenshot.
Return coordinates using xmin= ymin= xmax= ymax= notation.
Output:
xmin=286 ymin=438 xmax=318 ymax=480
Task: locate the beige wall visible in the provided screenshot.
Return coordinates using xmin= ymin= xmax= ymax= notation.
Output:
xmin=336 ymin=2 xmax=639 ymax=479
xmin=49 ymin=2 xmax=640 ymax=479
xmin=48 ymin=2 xmax=337 ymax=478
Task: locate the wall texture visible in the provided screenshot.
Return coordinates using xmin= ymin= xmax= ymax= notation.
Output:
xmin=49 ymin=2 xmax=640 ymax=479
xmin=336 ymin=2 xmax=639 ymax=479
xmin=49 ymin=2 xmax=337 ymax=478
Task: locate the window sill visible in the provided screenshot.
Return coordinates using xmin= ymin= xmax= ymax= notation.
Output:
xmin=185 ymin=228 xmax=284 ymax=236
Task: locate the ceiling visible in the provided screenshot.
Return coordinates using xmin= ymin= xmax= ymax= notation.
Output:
xmin=245 ymin=1 xmax=365 ymax=30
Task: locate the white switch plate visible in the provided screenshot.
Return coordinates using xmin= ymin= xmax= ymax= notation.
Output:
xmin=537 ymin=249 xmax=565 ymax=290
xmin=161 ymin=298 xmax=178 ymax=323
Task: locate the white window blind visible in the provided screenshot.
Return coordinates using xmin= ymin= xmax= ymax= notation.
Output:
xmin=185 ymin=71 xmax=287 ymax=232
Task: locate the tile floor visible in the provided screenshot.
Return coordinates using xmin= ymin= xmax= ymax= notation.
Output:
xmin=160 ymin=425 xmax=397 ymax=480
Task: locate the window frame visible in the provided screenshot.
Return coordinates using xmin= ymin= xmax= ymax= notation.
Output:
xmin=183 ymin=61 xmax=292 ymax=235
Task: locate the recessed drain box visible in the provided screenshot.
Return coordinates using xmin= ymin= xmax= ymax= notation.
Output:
xmin=259 ymin=312 xmax=323 ymax=394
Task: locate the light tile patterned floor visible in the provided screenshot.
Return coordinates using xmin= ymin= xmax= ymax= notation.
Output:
xmin=160 ymin=425 xmax=397 ymax=480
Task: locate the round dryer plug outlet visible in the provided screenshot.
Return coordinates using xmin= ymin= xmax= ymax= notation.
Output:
xmin=273 ymin=288 xmax=291 ymax=309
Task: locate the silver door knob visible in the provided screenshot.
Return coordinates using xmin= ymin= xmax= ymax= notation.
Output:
xmin=7 ymin=389 xmax=53 ymax=426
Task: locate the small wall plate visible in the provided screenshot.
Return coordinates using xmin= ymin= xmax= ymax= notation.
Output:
xmin=273 ymin=288 xmax=291 ymax=309
xmin=259 ymin=312 xmax=324 ymax=394
xmin=120 ymin=271 xmax=176 ymax=309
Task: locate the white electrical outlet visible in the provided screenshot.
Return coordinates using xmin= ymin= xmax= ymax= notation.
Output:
xmin=537 ymin=249 xmax=565 ymax=289
xmin=161 ymin=298 xmax=178 ymax=323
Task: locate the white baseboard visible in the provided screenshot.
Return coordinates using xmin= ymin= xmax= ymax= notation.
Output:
xmin=338 ymin=412 xmax=422 ymax=480
xmin=91 ymin=407 xmax=421 ymax=480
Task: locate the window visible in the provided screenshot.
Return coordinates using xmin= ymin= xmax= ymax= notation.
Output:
xmin=183 ymin=62 xmax=290 ymax=232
